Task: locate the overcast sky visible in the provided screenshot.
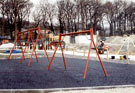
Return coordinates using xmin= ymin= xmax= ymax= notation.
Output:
xmin=30 ymin=0 xmax=135 ymax=25
xmin=30 ymin=0 xmax=135 ymax=5
xmin=30 ymin=0 xmax=58 ymax=5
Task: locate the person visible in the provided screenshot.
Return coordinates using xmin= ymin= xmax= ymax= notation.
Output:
xmin=99 ymin=40 xmax=109 ymax=51
xmin=97 ymin=40 xmax=105 ymax=54
xmin=100 ymin=40 xmax=104 ymax=48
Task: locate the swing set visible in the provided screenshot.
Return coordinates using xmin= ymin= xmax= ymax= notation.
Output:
xmin=8 ymin=27 xmax=50 ymax=66
xmin=47 ymin=28 xmax=107 ymax=79
xmin=8 ymin=27 xmax=107 ymax=79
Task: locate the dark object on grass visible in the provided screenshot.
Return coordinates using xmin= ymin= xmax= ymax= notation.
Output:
xmin=111 ymin=56 xmax=115 ymax=59
xmin=98 ymin=49 xmax=104 ymax=54
xmin=123 ymin=55 xmax=127 ymax=59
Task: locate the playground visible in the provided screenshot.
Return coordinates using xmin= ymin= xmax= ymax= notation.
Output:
xmin=1 ymin=56 xmax=135 ymax=89
xmin=0 ymin=27 xmax=135 ymax=91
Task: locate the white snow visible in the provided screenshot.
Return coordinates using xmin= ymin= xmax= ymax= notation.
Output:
xmin=0 ymin=43 xmax=14 ymax=49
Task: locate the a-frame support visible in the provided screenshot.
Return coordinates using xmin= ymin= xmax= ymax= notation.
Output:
xmin=47 ymin=28 xmax=107 ymax=79
xmin=8 ymin=27 xmax=51 ymax=66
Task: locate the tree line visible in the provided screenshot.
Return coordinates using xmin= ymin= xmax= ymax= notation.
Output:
xmin=0 ymin=0 xmax=135 ymax=40
xmin=0 ymin=0 xmax=32 ymax=39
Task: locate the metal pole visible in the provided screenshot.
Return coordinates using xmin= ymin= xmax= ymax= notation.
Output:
xmin=48 ymin=35 xmax=61 ymax=70
xmin=28 ymin=32 xmax=40 ymax=66
xmin=30 ymin=32 xmax=39 ymax=63
xmin=59 ymin=34 xmax=66 ymax=70
xmin=8 ymin=33 xmax=19 ymax=60
xmin=90 ymin=29 xmax=107 ymax=77
xmin=39 ymin=35 xmax=51 ymax=63
xmin=18 ymin=38 xmax=25 ymax=60
xmin=83 ymin=40 xmax=93 ymax=79
xmin=19 ymin=31 xmax=31 ymax=64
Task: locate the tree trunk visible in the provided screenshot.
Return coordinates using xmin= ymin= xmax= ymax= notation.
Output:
xmin=67 ymin=17 xmax=70 ymax=32
xmin=77 ymin=15 xmax=80 ymax=30
xmin=18 ymin=20 xmax=22 ymax=32
xmin=74 ymin=20 xmax=77 ymax=32
xmin=113 ymin=22 xmax=116 ymax=35
xmin=1 ymin=15 xmax=5 ymax=36
xmin=59 ymin=19 xmax=64 ymax=33
xmin=109 ymin=23 xmax=113 ymax=36
xmin=133 ymin=22 xmax=135 ymax=34
xmin=9 ymin=25 xmax=13 ymax=40
xmin=131 ymin=21 xmax=133 ymax=34
xmin=10 ymin=30 xmax=13 ymax=40
xmin=50 ymin=22 xmax=54 ymax=34
xmin=1 ymin=22 xmax=5 ymax=36
xmin=14 ymin=20 xmax=18 ymax=41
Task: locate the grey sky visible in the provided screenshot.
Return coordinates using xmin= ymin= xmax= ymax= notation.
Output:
xmin=30 ymin=0 xmax=135 ymax=5
xmin=30 ymin=0 xmax=135 ymax=24
xmin=30 ymin=0 xmax=58 ymax=5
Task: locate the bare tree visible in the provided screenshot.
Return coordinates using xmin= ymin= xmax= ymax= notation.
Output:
xmin=74 ymin=0 xmax=104 ymax=33
xmin=57 ymin=0 xmax=77 ymax=32
xmin=104 ymin=1 xmax=116 ymax=36
xmin=3 ymin=0 xmax=33 ymax=40
xmin=40 ymin=0 xmax=49 ymax=29
xmin=32 ymin=6 xmax=42 ymax=28
xmin=57 ymin=0 xmax=66 ymax=33
xmin=104 ymin=0 xmax=135 ymax=36
xmin=17 ymin=1 xmax=33 ymax=32
xmin=38 ymin=0 xmax=57 ymax=33
xmin=47 ymin=3 xmax=56 ymax=33
xmin=0 ymin=0 xmax=6 ymax=36
xmin=121 ymin=2 xmax=135 ymax=34
xmin=0 ymin=0 xmax=135 ymax=38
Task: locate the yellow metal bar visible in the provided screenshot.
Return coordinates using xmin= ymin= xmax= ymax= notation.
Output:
xmin=126 ymin=37 xmax=130 ymax=64
xmin=116 ymin=42 xmax=125 ymax=55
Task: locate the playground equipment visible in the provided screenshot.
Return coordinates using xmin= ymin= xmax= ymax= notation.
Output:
xmin=8 ymin=27 xmax=107 ymax=79
xmin=49 ymin=33 xmax=65 ymax=50
xmin=8 ymin=27 xmax=50 ymax=66
xmin=116 ymin=35 xmax=135 ymax=64
xmin=47 ymin=28 xmax=107 ymax=79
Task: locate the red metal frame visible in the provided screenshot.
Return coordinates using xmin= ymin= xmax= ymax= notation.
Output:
xmin=8 ymin=27 xmax=107 ymax=79
xmin=8 ymin=27 xmax=50 ymax=66
xmin=47 ymin=28 xmax=107 ymax=79
xmin=8 ymin=33 xmax=26 ymax=61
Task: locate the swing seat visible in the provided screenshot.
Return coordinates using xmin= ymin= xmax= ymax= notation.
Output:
xmin=97 ymin=46 xmax=104 ymax=50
